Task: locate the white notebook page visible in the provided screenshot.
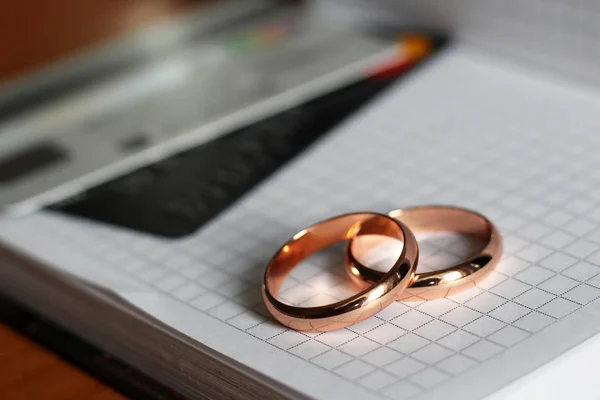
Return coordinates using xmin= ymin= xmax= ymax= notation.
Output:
xmin=3 ymin=44 xmax=600 ymax=399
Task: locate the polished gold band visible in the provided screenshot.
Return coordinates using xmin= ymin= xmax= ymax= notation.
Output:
xmin=345 ymin=206 xmax=503 ymax=301
xmin=262 ymin=212 xmax=419 ymax=331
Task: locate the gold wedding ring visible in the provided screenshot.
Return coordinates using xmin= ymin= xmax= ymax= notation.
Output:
xmin=262 ymin=212 xmax=419 ymax=331
xmin=345 ymin=206 xmax=503 ymax=301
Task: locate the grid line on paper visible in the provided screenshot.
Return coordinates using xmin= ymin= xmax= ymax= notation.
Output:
xmin=20 ymin=49 xmax=600 ymax=399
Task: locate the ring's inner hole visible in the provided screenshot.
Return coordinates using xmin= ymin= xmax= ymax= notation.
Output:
xmin=352 ymin=231 xmax=485 ymax=274
xmin=275 ymin=241 xmax=370 ymax=307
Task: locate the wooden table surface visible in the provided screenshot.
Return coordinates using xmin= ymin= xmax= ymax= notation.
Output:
xmin=0 ymin=0 xmax=195 ymax=83
xmin=0 ymin=323 xmax=126 ymax=400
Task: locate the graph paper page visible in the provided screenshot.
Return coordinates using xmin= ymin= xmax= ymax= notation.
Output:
xmin=4 ymin=45 xmax=600 ymax=399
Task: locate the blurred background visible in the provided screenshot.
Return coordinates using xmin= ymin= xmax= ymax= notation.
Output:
xmin=1 ymin=0 xmax=198 ymax=83
xmin=2 ymin=0 xmax=437 ymax=224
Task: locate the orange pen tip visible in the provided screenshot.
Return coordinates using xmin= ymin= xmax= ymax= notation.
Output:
xmin=399 ymin=34 xmax=433 ymax=62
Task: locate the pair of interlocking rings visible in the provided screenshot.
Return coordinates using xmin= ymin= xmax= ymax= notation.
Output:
xmin=262 ymin=206 xmax=503 ymax=332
